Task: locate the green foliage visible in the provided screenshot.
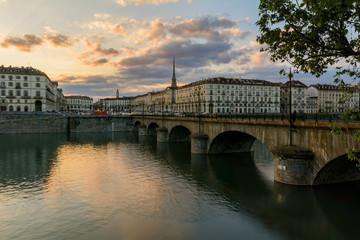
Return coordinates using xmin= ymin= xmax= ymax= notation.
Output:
xmin=331 ymin=126 xmax=343 ymax=135
xmin=256 ymin=0 xmax=360 ymax=82
xmin=257 ymin=0 xmax=360 ymax=166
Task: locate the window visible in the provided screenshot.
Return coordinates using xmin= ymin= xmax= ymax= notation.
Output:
xmin=8 ymin=90 xmax=13 ymax=96
xmin=1 ymin=90 xmax=5 ymax=96
xmin=8 ymin=82 xmax=13 ymax=87
xmin=0 ymin=82 xmax=5 ymax=87
xmin=1 ymin=75 xmax=4 ymax=78
xmin=24 ymin=76 xmax=28 ymax=81
xmin=9 ymin=76 xmax=13 ymax=80
xmin=23 ymin=82 xmax=28 ymax=87
xmin=36 ymin=77 xmax=40 ymax=81
xmin=16 ymin=76 xmax=20 ymax=79
xmin=16 ymin=106 xmax=21 ymax=111
xmin=16 ymin=90 xmax=20 ymax=96
xmin=36 ymin=91 xmax=41 ymax=97
xmin=36 ymin=83 xmax=40 ymax=87
xmin=24 ymin=90 xmax=28 ymax=97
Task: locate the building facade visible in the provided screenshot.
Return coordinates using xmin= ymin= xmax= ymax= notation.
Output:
xmin=174 ymin=77 xmax=281 ymax=114
xmin=96 ymin=96 xmax=135 ymax=113
xmin=280 ymin=80 xmax=307 ymax=114
xmin=308 ymin=84 xmax=359 ymax=113
xmin=65 ymin=95 xmax=93 ymax=111
xmin=0 ymin=66 xmax=65 ymax=112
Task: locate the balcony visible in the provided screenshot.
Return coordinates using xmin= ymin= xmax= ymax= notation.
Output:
xmin=6 ymin=95 xmax=15 ymax=98
xmin=15 ymin=86 xmax=21 ymax=89
xmin=21 ymin=96 xmax=31 ymax=99
xmin=33 ymin=96 xmax=42 ymax=99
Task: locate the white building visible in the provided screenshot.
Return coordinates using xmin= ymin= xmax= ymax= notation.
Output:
xmin=174 ymin=77 xmax=281 ymax=114
xmin=280 ymin=80 xmax=307 ymax=114
xmin=0 ymin=65 xmax=65 ymax=112
xmin=97 ymin=96 xmax=135 ymax=113
xmin=308 ymin=84 xmax=359 ymax=113
xmin=65 ymin=95 xmax=93 ymax=111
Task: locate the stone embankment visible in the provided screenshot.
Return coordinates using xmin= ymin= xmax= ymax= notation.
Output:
xmin=0 ymin=113 xmax=133 ymax=134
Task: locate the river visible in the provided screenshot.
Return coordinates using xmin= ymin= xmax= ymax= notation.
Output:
xmin=0 ymin=133 xmax=359 ymax=240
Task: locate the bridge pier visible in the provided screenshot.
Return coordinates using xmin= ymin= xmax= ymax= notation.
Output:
xmin=156 ymin=127 xmax=168 ymax=142
xmin=190 ymin=133 xmax=209 ymax=154
xmin=138 ymin=124 xmax=147 ymax=136
xmin=272 ymin=145 xmax=314 ymax=185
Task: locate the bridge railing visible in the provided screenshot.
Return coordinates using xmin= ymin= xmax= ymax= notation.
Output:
xmin=131 ymin=113 xmax=360 ymax=123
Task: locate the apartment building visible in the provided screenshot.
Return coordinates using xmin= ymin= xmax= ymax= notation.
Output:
xmin=65 ymin=95 xmax=93 ymax=111
xmin=280 ymin=80 xmax=307 ymax=114
xmin=0 ymin=65 xmax=65 ymax=112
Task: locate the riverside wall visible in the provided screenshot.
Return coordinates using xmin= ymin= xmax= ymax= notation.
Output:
xmin=0 ymin=113 xmax=133 ymax=134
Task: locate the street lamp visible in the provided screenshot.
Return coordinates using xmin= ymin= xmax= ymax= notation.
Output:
xmin=288 ymin=68 xmax=294 ymax=146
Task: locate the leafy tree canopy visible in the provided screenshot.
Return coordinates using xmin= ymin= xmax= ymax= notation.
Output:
xmin=257 ymin=0 xmax=360 ymax=164
xmin=256 ymin=0 xmax=360 ymax=84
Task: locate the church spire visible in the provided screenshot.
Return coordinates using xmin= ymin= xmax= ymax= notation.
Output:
xmin=171 ymin=57 xmax=177 ymax=88
xmin=116 ymin=89 xmax=119 ymax=98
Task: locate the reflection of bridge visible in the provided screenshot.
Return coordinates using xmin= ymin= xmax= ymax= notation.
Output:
xmin=132 ymin=114 xmax=360 ymax=186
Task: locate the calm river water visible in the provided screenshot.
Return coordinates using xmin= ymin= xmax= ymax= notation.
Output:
xmin=0 ymin=133 xmax=360 ymax=240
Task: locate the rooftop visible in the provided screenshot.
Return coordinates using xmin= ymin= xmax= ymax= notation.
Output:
xmin=0 ymin=65 xmax=46 ymax=76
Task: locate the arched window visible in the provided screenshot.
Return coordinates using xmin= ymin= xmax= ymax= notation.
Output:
xmin=24 ymin=106 xmax=29 ymax=112
xmin=16 ymin=106 xmax=21 ymax=111
xmin=9 ymin=106 xmax=13 ymax=111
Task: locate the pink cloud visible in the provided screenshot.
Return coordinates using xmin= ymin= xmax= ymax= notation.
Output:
xmin=44 ymin=32 xmax=73 ymax=47
xmin=0 ymin=34 xmax=43 ymax=52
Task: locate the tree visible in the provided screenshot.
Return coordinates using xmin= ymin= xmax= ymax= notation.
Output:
xmin=256 ymin=0 xmax=360 ymax=165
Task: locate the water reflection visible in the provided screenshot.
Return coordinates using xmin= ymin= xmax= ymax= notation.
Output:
xmin=0 ymin=133 xmax=360 ymax=240
xmin=0 ymin=134 xmax=66 ymax=186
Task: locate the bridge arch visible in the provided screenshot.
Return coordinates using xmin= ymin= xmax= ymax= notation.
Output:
xmin=133 ymin=121 xmax=141 ymax=129
xmin=148 ymin=122 xmax=159 ymax=136
xmin=209 ymin=131 xmax=257 ymax=154
xmin=313 ymin=154 xmax=360 ymax=185
xmin=168 ymin=125 xmax=191 ymax=142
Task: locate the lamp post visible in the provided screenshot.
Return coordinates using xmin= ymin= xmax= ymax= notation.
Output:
xmin=289 ymin=68 xmax=293 ymax=146
xmin=198 ymin=87 xmax=201 ymax=133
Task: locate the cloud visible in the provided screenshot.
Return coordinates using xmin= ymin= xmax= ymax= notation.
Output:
xmin=169 ymin=16 xmax=247 ymax=41
xmin=0 ymin=34 xmax=43 ymax=52
xmin=44 ymin=32 xmax=73 ymax=48
xmin=79 ymin=56 xmax=109 ymax=67
xmin=115 ymin=0 xmax=181 ymax=7
xmin=113 ymin=38 xmax=242 ymax=81
xmin=82 ymin=17 xmax=130 ymax=36
xmin=83 ymin=38 xmax=121 ymax=56
xmin=137 ymin=15 xmax=250 ymax=43
xmin=56 ymin=73 xmax=164 ymax=98
xmin=78 ymin=37 xmax=121 ymax=66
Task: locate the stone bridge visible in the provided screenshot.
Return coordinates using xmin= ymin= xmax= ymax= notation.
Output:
xmin=132 ymin=114 xmax=360 ymax=186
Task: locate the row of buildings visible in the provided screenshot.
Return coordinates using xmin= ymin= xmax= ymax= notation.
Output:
xmin=0 ymin=64 xmax=358 ymax=114
xmin=0 ymin=65 xmax=93 ymax=113
xmin=95 ymin=60 xmax=359 ymax=114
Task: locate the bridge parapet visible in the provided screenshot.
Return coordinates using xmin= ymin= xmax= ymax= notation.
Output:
xmin=132 ymin=114 xmax=360 ymax=185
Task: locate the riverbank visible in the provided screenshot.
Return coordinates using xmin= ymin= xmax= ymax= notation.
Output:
xmin=0 ymin=112 xmax=133 ymax=134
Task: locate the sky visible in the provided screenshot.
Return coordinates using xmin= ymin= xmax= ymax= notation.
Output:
xmin=0 ymin=0 xmax=335 ymax=100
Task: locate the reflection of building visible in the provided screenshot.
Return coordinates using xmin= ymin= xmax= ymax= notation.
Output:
xmin=65 ymin=95 xmax=93 ymax=111
xmin=280 ymin=80 xmax=307 ymax=114
xmin=0 ymin=65 xmax=65 ymax=112
xmin=307 ymin=84 xmax=359 ymax=113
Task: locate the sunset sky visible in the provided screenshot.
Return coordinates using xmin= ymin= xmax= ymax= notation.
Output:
xmin=0 ymin=0 xmax=334 ymax=100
